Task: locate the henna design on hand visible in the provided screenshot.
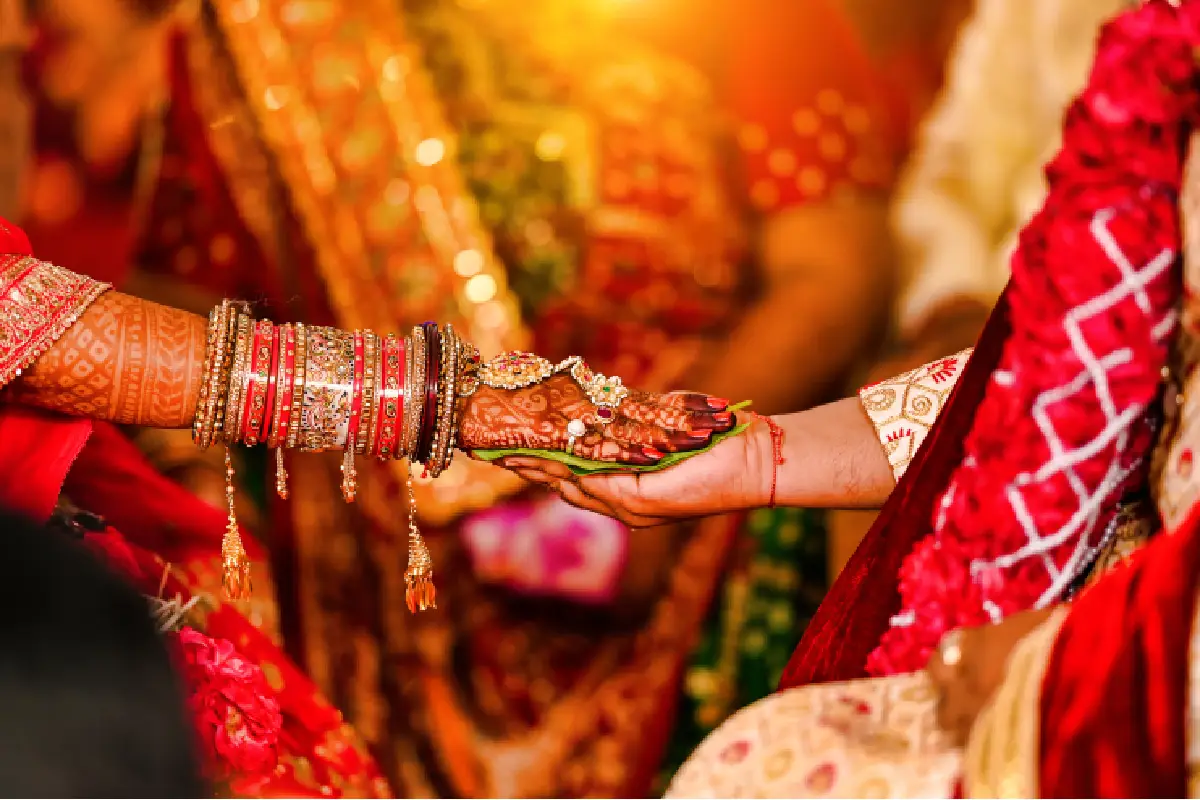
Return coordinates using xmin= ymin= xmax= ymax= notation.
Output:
xmin=10 ymin=292 xmax=206 ymax=428
xmin=458 ymin=376 xmax=592 ymax=450
xmin=457 ymin=376 xmax=733 ymax=464
xmin=620 ymin=390 xmax=730 ymax=431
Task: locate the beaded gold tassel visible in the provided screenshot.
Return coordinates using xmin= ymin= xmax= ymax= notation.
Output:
xmin=275 ymin=448 xmax=289 ymax=499
xmin=341 ymin=449 xmax=358 ymax=502
xmin=221 ymin=448 xmax=252 ymax=600
xmin=403 ymin=462 xmax=436 ymax=612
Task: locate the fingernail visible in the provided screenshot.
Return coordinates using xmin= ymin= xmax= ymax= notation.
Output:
xmin=688 ymin=414 xmax=727 ymax=433
xmin=707 ymin=396 xmax=729 ymax=409
xmin=688 ymin=429 xmax=714 ymax=443
xmin=643 ymin=447 xmax=665 ymax=460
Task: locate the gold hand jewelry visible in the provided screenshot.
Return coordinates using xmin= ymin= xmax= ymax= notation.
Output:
xmin=470 ymin=351 xmax=628 ymax=424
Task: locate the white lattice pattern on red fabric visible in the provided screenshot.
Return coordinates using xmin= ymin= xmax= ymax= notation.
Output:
xmin=967 ymin=209 xmax=1177 ymax=617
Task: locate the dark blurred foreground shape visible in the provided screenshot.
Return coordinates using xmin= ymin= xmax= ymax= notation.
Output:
xmin=0 ymin=509 xmax=206 ymax=798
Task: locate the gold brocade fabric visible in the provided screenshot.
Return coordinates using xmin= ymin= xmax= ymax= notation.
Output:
xmin=666 ymin=671 xmax=962 ymax=798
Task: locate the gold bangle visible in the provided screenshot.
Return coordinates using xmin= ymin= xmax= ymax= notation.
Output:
xmin=427 ymin=324 xmax=459 ymax=478
xmin=223 ymin=311 xmax=254 ymax=444
xmin=404 ymin=326 xmax=427 ymax=461
xmin=212 ymin=304 xmax=245 ymax=443
xmin=192 ymin=305 xmax=221 ymax=448
xmin=194 ymin=301 xmax=236 ymax=449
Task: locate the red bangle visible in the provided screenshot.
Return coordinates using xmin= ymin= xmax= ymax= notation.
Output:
xmin=242 ymin=319 xmax=274 ymax=445
xmin=271 ymin=325 xmax=298 ymax=448
xmin=360 ymin=332 xmax=381 ymax=456
xmin=375 ymin=333 xmax=405 ymax=458
xmin=261 ymin=323 xmax=281 ymax=444
xmin=346 ymin=330 xmax=366 ymax=451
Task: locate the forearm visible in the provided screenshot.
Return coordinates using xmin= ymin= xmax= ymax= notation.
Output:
xmin=7 ymin=291 xmax=206 ymax=428
xmin=765 ymin=397 xmax=896 ymax=510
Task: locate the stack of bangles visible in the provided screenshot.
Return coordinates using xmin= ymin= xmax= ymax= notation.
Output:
xmin=192 ymin=300 xmax=481 ymax=613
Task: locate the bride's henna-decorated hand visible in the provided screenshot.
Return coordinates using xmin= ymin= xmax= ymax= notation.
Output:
xmin=457 ymin=375 xmax=733 ymax=465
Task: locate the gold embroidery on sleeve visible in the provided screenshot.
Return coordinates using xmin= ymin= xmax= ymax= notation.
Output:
xmin=859 ymin=349 xmax=972 ymax=480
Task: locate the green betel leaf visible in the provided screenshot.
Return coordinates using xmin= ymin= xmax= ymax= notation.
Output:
xmin=471 ymin=401 xmax=752 ymax=476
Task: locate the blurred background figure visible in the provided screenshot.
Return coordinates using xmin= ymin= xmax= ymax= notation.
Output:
xmin=11 ymin=0 xmax=966 ymax=794
xmin=0 ymin=510 xmax=205 ymax=798
xmin=826 ymin=0 xmax=1130 ymax=575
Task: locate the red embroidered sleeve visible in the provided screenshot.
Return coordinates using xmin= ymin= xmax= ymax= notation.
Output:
xmin=858 ymin=349 xmax=972 ymax=480
xmin=0 ymin=253 xmax=111 ymax=390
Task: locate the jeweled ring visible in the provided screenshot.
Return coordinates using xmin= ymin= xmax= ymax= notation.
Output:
xmin=936 ymin=628 xmax=964 ymax=669
xmin=566 ymin=418 xmax=587 ymax=456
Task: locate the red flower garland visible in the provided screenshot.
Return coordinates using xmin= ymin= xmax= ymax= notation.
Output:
xmin=869 ymin=0 xmax=1200 ymax=675
xmin=175 ymin=627 xmax=284 ymax=781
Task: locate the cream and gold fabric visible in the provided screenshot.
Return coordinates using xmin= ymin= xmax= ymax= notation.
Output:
xmin=891 ymin=0 xmax=1128 ymax=337
xmin=858 ymin=349 xmax=971 ymax=481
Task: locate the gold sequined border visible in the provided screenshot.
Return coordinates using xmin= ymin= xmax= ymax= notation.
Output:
xmin=859 ymin=349 xmax=972 ymax=480
xmin=0 ymin=255 xmax=112 ymax=390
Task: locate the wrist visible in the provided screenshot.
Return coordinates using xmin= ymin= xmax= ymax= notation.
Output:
xmin=742 ymin=415 xmax=777 ymax=510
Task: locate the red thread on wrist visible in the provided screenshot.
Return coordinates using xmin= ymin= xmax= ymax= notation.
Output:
xmin=748 ymin=411 xmax=786 ymax=508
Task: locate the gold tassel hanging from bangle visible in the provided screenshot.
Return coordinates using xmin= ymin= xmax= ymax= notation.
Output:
xmin=403 ymin=462 xmax=436 ymax=612
xmin=274 ymin=447 xmax=289 ymax=499
xmin=221 ymin=447 xmax=252 ymax=601
xmin=341 ymin=447 xmax=358 ymax=502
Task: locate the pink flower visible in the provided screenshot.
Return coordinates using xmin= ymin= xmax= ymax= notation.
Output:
xmin=174 ymin=627 xmax=283 ymax=781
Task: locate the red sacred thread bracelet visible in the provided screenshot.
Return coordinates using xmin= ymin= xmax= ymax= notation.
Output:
xmin=747 ymin=411 xmax=786 ymax=508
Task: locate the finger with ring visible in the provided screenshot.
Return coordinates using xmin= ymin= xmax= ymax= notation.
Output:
xmin=566 ymin=418 xmax=587 ymax=456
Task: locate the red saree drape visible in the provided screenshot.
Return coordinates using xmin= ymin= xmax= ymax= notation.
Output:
xmin=779 ymin=289 xmax=1012 ymax=688
xmin=1036 ymin=496 xmax=1200 ymax=797
xmin=0 ymin=219 xmax=94 ymax=520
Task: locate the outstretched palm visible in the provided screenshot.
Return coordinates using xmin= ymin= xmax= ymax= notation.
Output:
xmin=495 ymin=414 xmax=769 ymax=527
